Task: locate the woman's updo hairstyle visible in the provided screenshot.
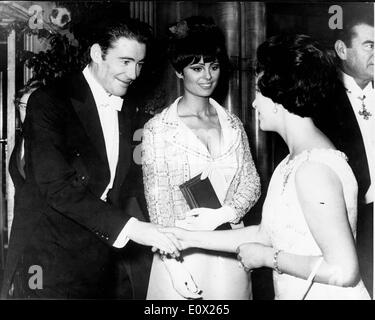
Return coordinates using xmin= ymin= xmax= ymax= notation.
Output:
xmin=256 ymin=34 xmax=339 ymax=119
xmin=167 ymin=16 xmax=230 ymax=74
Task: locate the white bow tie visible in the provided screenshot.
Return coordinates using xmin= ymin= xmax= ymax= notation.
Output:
xmin=99 ymin=95 xmax=123 ymax=111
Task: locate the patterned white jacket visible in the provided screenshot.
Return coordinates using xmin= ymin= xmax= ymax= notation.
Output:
xmin=141 ymin=97 xmax=261 ymax=227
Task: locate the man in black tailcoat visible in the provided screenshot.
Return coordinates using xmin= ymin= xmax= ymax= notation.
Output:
xmin=1 ymin=19 xmax=178 ymax=299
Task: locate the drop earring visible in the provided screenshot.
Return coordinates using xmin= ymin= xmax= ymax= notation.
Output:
xmin=273 ymin=104 xmax=278 ymax=113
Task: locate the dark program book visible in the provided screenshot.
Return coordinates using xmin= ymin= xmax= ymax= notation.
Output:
xmin=179 ymin=173 xmax=231 ymax=230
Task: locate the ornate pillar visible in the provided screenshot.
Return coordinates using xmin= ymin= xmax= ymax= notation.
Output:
xmin=240 ymin=3 xmax=272 ymax=181
xmin=6 ymin=29 xmax=15 ymax=236
xmin=204 ymin=2 xmax=241 ymax=115
xmin=153 ymin=1 xmax=199 ymax=105
xmin=130 ymin=1 xmax=155 ymax=28
xmin=23 ymin=33 xmax=34 ymax=83
xmin=0 ymin=71 xmax=5 ymax=267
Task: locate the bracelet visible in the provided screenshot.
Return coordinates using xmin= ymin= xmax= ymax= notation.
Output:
xmin=273 ymin=249 xmax=283 ymax=274
xmin=159 ymin=252 xmax=183 ymax=262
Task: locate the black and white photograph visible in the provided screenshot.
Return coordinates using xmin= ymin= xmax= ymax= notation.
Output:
xmin=0 ymin=0 xmax=373 ymax=304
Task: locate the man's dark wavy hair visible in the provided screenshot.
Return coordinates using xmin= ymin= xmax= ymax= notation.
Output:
xmin=91 ymin=18 xmax=153 ymax=58
xmin=256 ymin=34 xmax=339 ymax=119
xmin=334 ymin=4 xmax=373 ymax=48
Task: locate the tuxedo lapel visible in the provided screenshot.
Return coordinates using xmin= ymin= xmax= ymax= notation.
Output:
xmin=336 ymin=87 xmax=360 ymax=134
xmin=336 ymin=85 xmax=371 ymax=197
xmin=70 ymin=74 xmax=108 ymax=164
xmin=115 ymin=108 xmax=132 ymax=185
xmin=336 ymin=85 xmax=366 ymax=150
xmin=105 ymin=106 xmax=132 ymax=205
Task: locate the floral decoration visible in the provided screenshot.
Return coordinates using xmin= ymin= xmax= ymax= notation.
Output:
xmin=49 ymin=7 xmax=72 ymax=29
xmin=169 ymin=20 xmax=189 ymax=39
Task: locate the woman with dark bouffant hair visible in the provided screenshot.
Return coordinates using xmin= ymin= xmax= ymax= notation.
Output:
xmin=142 ymin=16 xmax=260 ymax=299
xmin=162 ymin=34 xmax=370 ymax=300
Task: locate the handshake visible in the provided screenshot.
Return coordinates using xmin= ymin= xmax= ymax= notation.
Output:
xmin=127 ymin=207 xmax=236 ymax=299
xmin=126 ymin=219 xmax=199 ymax=298
xmin=128 ymin=207 xmax=234 ymax=256
xmin=127 ymin=219 xmax=203 ymax=299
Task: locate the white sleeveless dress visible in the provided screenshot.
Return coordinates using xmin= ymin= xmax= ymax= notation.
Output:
xmin=261 ymin=149 xmax=370 ymax=300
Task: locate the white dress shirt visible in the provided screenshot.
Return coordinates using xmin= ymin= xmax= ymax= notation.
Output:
xmin=342 ymin=72 xmax=375 ymax=203
xmin=83 ymin=65 xmax=136 ymax=247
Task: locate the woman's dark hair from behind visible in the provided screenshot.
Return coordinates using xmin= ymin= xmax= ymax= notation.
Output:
xmin=167 ymin=16 xmax=231 ymax=102
xmin=256 ymin=34 xmax=340 ymax=120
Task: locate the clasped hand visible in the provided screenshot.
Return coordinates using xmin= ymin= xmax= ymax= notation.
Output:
xmin=175 ymin=207 xmax=229 ymax=231
xmin=128 ymin=220 xmax=182 ymax=257
xmin=236 ymin=242 xmax=272 ymax=272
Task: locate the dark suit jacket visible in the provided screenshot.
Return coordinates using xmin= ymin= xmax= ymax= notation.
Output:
xmin=315 ymin=82 xmax=370 ymax=204
xmin=9 ymin=130 xmax=26 ymax=194
xmin=315 ymin=80 xmax=373 ymax=297
xmin=1 ymin=73 xmax=134 ymax=298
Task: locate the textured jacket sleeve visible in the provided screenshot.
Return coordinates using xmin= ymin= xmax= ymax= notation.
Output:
xmin=141 ymin=119 xmax=176 ymax=227
xmin=224 ymin=120 xmax=261 ymax=223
